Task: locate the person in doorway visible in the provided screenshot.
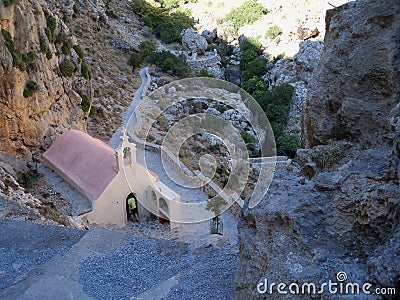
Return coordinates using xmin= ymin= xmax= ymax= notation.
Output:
xmin=127 ymin=195 xmax=139 ymax=222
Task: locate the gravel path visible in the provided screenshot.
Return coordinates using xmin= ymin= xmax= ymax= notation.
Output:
xmin=78 ymin=236 xmax=237 ymax=300
xmin=0 ymin=219 xmax=85 ymax=295
xmin=0 ymin=221 xmax=237 ymax=300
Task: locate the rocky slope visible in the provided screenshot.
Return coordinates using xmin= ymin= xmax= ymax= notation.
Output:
xmin=235 ymin=0 xmax=400 ymax=299
xmin=44 ymin=0 xmax=145 ymax=140
xmin=0 ymin=0 xmax=86 ymax=159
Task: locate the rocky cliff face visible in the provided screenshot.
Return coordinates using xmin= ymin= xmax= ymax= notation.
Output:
xmin=302 ymin=0 xmax=400 ymax=148
xmin=0 ymin=0 xmax=86 ymax=159
xmin=235 ymin=0 xmax=400 ymax=298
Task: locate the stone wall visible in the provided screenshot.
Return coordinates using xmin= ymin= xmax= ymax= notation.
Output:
xmin=187 ymin=53 xmax=224 ymax=79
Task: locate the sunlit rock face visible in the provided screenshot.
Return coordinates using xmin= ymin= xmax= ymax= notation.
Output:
xmin=0 ymin=0 xmax=86 ymax=159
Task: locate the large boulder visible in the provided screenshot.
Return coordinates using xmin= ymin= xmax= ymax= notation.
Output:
xmin=293 ymin=40 xmax=324 ymax=84
xmin=181 ymin=28 xmax=208 ymax=57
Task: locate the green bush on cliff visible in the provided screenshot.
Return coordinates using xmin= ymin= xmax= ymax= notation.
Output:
xmin=23 ymin=80 xmax=38 ymax=98
xmin=156 ymin=0 xmax=179 ymax=9
xmin=59 ymin=59 xmax=76 ymax=77
xmin=154 ymin=13 xmax=193 ymax=44
xmin=73 ymin=44 xmax=85 ymax=62
xmin=80 ymin=94 xmax=90 ymax=113
xmin=1 ymin=29 xmax=26 ymax=71
xmin=127 ymin=52 xmax=143 ymax=72
xmin=61 ymin=39 xmax=73 ymax=55
xmin=81 ymin=61 xmax=91 ymax=79
xmin=277 ymin=134 xmax=300 ymax=157
xmin=239 ymin=38 xmax=263 ymax=71
xmin=45 ymin=17 xmax=57 ymax=43
xmin=139 ymin=41 xmax=156 ymax=58
xmin=251 ymin=83 xmax=296 ymax=157
xmin=39 ymin=34 xmax=52 ymax=60
xmin=3 ymin=0 xmax=15 ymax=7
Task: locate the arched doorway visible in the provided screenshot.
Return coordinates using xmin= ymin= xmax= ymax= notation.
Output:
xmin=158 ymin=197 xmax=169 ymax=224
xmin=126 ymin=193 xmax=139 ymax=222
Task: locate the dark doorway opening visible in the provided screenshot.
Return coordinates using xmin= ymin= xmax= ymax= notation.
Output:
xmin=126 ymin=193 xmax=139 ymax=222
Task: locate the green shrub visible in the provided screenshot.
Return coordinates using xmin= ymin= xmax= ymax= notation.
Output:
xmin=80 ymin=94 xmax=90 ymax=113
xmin=239 ymin=38 xmax=263 ymax=71
xmin=251 ymin=83 xmax=296 ymax=156
xmin=245 ymin=57 xmax=267 ymax=77
xmin=241 ymin=37 xmax=262 ymax=52
xmin=45 ymin=17 xmax=57 ymax=43
xmin=89 ymin=105 xmax=104 ymax=117
xmin=59 ymin=59 xmax=76 ymax=77
xmin=3 ymin=0 xmax=15 ymax=7
xmin=263 ymin=101 xmax=287 ymax=124
xmin=1 ymin=29 xmax=25 ymax=71
xmin=242 ymin=77 xmax=268 ymax=94
xmin=154 ymin=15 xmax=192 ymax=44
xmin=331 ymin=118 xmax=351 ymax=140
xmin=39 ymin=34 xmax=52 ymax=60
xmin=23 ymin=51 xmax=35 ymax=62
xmin=139 ymin=41 xmax=156 ymax=58
xmin=272 ymin=83 xmax=294 ymax=106
xmin=196 ymin=69 xmax=214 ymax=78
xmin=149 ymin=51 xmax=189 ymax=77
xmin=309 ymin=142 xmax=347 ymax=170
xmin=127 ymin=52 xmax=143 ymax=71
xmin=23 ymin=80 xmax=38 ymax=98
xmin=277 ymin=134 xmax=300 ymax=158
xmin=218 ymin=1 xmax=268 ymax=32
xmin=23 ymin=51 xmax=36 ymax=73
xmin=130 ymin=0 xmax=193 ymax=44
xmin=46 ymin=50 xmax=53 ymax=60
xmin=157 ymin=0 xmax=179 ymax=9
xmin=81 ymin=61 xmax=91 ymax=79
xmin=93 ymin=89 xmax=101 ymax=98
xmin=61 ymin=39 xmax=73 ymax=55
xmin=265 ymin=25 xmax=283 ymax=39
xmin=73 ymin=44 xmax=85 ymax=62
xmin=241 ymin=131 xmax=254 ymax=144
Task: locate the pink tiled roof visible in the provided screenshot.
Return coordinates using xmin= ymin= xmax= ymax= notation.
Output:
xmin=43 ymin=130 xmax=118 ymax=201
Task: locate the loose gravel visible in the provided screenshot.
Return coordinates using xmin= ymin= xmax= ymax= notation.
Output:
xmin=78 ymin=237 xmax=237 ymax=300
xmin=0 ymin=219 xmax=85 ymax=289
xmin=164 ymin=246 xmax=237 ymax=300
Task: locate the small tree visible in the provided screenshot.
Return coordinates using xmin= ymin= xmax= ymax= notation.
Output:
xmin=139 ymin=41 xmax=156 ymax=58
xmin=59 ymin=59 xmax=76 ymax=77
xmin=206 ymin=195 xmax=228 ymax=234
xmin=127 ymin=52 xmax=143 ymax=72
xmin=265 ymin=25 xmax=283 ymax=39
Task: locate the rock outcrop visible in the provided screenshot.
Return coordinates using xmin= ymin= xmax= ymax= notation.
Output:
xmin=265 ymin=40 xmax=323 ymax=136
xmin=181 ymin=28 xmax=208 ymax=58
xmin=0 ymin=0 xmax=86 ymax=159
xmin=302 ymin=0 xmax=400 ymax=149
xmin=235 ymin=1 xmax=400 ymax=299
